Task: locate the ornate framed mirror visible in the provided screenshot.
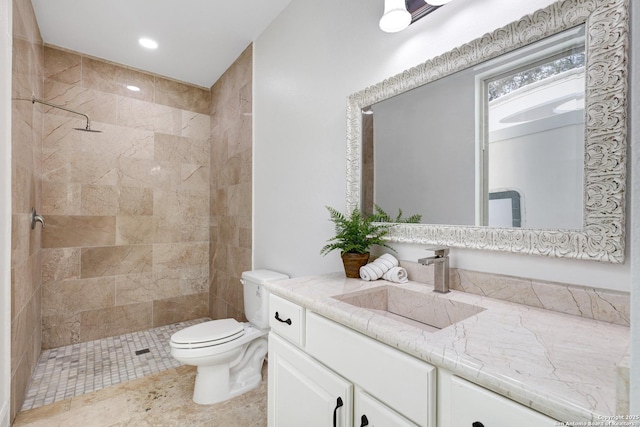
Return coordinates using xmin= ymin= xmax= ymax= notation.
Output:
xmin=346 ymin=0 xmax=628 ymax=263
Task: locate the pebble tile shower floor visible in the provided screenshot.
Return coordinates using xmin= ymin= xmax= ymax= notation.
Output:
xmin=21 ymin=318 xmax=209 ymax=411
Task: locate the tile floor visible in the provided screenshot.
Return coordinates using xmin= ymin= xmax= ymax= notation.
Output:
xmin=15 ymin=318 xmax=267 ymax=426
xmin=22 ymin=318 xmax=208 ymax=411
xmin=13 ymin=364 xmax=267 ymax=426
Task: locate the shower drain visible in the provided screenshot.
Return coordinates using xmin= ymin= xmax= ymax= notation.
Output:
xmin=135 ymin=348 xmax=151 ymax=356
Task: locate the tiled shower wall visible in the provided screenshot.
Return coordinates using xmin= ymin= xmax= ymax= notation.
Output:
xmin=40 ymin=46 xmax=212 ymax=349
xmin=11 ymin=0 xmax=43 ymax=419
xmin=209 ymin=46 xmax=253 ymax=320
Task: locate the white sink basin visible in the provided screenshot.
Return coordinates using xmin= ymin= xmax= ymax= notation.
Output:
xmin=334 ymin=285 xmax=485 ymax=332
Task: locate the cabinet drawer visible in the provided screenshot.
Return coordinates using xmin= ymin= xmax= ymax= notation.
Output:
xmin=306 ymin=312 xmax=436 ymax=427
xmin=450 ymin=376 xmax=557 ymax=426
xmin=269 ymin=294 xmax=305 ymax=347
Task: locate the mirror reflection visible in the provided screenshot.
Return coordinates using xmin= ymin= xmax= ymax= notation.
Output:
xmin=362 ymin=26 xmax=585 ymax=231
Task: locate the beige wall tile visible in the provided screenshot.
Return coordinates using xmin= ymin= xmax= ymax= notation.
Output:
xmin=181 ymin=111 xmax=211 ymax=140
xmin=152 ymin=293 xmax=208 ymax=327
xmin=42 ymin=277 xmax=115 ymax=316
xmin=82 ymin=56 xmax=155 ymax=102
xmin=42 ymin=313 xmax=81 ymax=349
xmin=209 ymin=47 xmax=252 ymax=320
xmin=44 ymin=80 xmax=118 ymax=127
xmin=153 ymin=189 xmax=209 ymax=223
xmin=11 ymin=263 xmax=30 ymax=319
xmin=11 ymin=214 xmax=29 ymax=268
xmin=117 ymin=157 xmax=179 ymax=190
xmin=180 ymin=164 xmax=209 ymax=191
xmin=42 ymin=181 xmax=81 ymax=215
xmin=11 ymin=357 xmax=30 ymax=420
xmin=11 ymin=163 xmax=32 ymax=214
xmin=117 ymin=97 xmax=182 ymax=135
xmin=44 ymin=46 xmax=81 ymax=85
xmin=81 ymin=245 xmax=153 ymax=278
xmin=42 ymin=247 xmax=81 ymax=285
xmin=179 ymin=221 xmax=209 ymax=243
xmin=115 ymin=272 xmax=178 ymax=305
xmin=81 ymin=185 xmax=119 ymax=216
xmin=154 ymin=133 xmax=210 ymax=165
xmin=155 ymin=76 xmax=210 ymax=114
xmin=80 ymin=303 xmax=153 ymax=342
xmin=118 ymin=186 xmax=153 ymax=215
xmin=69 ymin=153 xmax=119 ymax=186
xmin=44 ymin=114 xmax=154 ymax=160
xmin=115 ymin=268 xmax=208 ymax=306
xmin=11 ymin=1 xmax=43 ymax=419
xmin=42 ymin=215 xmax=116 ymax=248
xmin=153 ymin=242 xmax=208 ymax=271
xmin=16 ymin=39 xmax=215 ymax=358
xmin=116 ymin=216 xmax=173 ymax=245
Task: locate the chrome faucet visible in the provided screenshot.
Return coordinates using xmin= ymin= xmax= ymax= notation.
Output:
xmin=418 ymin=247 xmax=450 ymax=293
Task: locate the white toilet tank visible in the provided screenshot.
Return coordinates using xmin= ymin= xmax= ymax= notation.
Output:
xmin=241 ymin=270 xmax=289 ymax=329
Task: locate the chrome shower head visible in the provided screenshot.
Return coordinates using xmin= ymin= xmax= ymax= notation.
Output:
xmin=73 ymin=126 xmax=102 ymax=133
xmin=15 ymin=97 xmax=103 ymax=133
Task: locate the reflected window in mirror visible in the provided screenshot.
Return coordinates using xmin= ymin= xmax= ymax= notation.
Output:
xmin=479 ymin=26 xmax=585 ymax=231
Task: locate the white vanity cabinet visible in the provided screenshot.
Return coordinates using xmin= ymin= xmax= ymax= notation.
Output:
xmin=268 ymin=293 xmax=559 ymax=427
xmin=268 ymin=333 xmax=353 ymax=427
xmin=449 ymin=376 xmax=558 ymax=426
xmin=268 ymin=294 xmax=434 ymax=427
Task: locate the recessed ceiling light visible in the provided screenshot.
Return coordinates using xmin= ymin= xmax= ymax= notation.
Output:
xmin=126 ymin=85 xmax=141 ymax=92
xmin=138 ymin=38 xmax=158 ymax=49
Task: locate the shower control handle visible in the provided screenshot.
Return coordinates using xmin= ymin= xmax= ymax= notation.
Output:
xmin=274 ymin=312 xmax=292 ymax=325
xmin=30 ymin=208 xmax=45 ymax=229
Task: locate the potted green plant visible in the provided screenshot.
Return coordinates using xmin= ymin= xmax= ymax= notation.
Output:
xmin=320 ymin=206 xmax=394 ymax=278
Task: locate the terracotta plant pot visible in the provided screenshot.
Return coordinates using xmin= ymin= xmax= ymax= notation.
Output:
xmin=341 ymin=252 xmax=370 ymax=278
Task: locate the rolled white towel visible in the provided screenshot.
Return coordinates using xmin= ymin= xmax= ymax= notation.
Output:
xmin=359 ymin=265 xmax=375 ymax=281
xmin=359 ymin=253 xmax=401 ymax=281
xmin=375 ymin=257 xmax=395 ymax=270
xmin=382 ymin=266 xmax=408 ymax=284
xmin=359 ymin=263 xmax=385 ymax=281
xmin=378 ymin=253 xmax=399 ymax=267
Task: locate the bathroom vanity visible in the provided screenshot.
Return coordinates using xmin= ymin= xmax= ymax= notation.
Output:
xmin=265 ymin=274 xmax=629 ymax=427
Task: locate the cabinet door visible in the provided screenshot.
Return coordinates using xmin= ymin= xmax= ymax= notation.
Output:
xmin=268 ymin=333 xmax=353 ymax=427
xmin=355 ymin=388 xmax=419 ymax=427
xmin=450 ymin=376 xmax=557 ymax=427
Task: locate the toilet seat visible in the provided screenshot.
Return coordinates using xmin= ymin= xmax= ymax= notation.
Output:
xmin=170 ymin=319 xmax=245 ymax=350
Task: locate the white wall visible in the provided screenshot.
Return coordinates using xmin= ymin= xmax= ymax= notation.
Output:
xmin=0 ymin=0 xmax=11 ymax=424
xmin=253 ymin=0 xmax=630 ymax=291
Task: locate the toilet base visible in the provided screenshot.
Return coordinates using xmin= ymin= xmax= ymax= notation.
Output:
xmin=191 ymin=336 xmax=268 ymax=405
xmin=192 ymin=365 xmax=223 ymax=404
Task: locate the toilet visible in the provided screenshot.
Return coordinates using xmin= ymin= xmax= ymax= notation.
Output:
xmin=170 ymin=269 xmax=289 ymax=405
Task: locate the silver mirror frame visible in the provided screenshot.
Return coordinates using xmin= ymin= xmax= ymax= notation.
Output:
xmin=346 ymin=0 xmax=628 ymax=263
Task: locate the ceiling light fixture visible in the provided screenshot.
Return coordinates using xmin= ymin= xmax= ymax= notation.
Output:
xmin=425 ymin=0 xmax=452 ymax=5
xmin=138 ymin=37 xmax=158 ymax=49
xmin=379 ymin=0 xmax=412 ymax=33
xmin=126 ymin=85 xmax=141 ymax=92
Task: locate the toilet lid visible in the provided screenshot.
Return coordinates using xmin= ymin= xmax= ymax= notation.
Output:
xmin=170 ymin=319 xmax=245 ymax=349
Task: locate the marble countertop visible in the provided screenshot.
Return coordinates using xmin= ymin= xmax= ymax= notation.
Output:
xmin=263 ymin=273 xmax=630 ymax=423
